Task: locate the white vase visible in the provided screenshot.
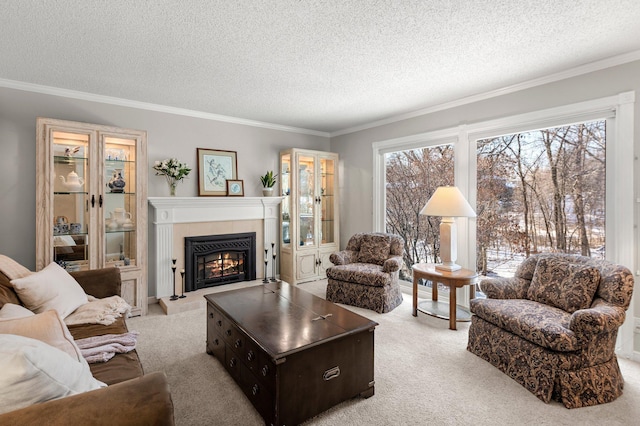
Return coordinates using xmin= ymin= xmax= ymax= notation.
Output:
xmin=262 ymin=187 xmax=274 ymax=197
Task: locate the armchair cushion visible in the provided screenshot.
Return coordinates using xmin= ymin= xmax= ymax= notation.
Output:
xmin=470 ymin=298 xmax=578 ymax=351
xmin=326 ymin=263 xmax=392 ymax=287
xmin=527 ymin=257 xmax=600 ymax=313
xmin=357 ymin=234 xmax=391 ymax=265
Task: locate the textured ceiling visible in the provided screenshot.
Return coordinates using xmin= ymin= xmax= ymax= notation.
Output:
xmin=2 ymin=1 xmax=640 ymax=134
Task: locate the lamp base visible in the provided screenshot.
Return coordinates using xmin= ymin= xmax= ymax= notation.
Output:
xmin=435 ymin=263 xmax=462 ymax=272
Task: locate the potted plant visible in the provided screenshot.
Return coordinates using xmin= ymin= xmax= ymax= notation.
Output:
xmin=260 ymin=171 xmax=277 ymax=196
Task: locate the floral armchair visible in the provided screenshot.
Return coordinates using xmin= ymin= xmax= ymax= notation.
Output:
xmin=467 ymin=253 xmax=634 ymax=408
xmin=325 ymin=232 xmax=404 ymax=313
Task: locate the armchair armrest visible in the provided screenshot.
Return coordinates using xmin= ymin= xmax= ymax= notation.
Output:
xmin=0 ymin=372 xmax=174 ymax=426
xmin=569 ymin=299 xmax=627 ymax=334
xmin=479 ymin=276 xmax=530 ymax=299
xmin=70 ymin=267 xmax=121 ymax=299
xmin=383 ymin=256 xmax=403 ymax=273
xmin=329 ymin=250 xmax=358 ymax=266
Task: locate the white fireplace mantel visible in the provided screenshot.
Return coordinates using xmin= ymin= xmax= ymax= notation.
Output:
xmin=148 ymin=197 xmax=283 ymax=298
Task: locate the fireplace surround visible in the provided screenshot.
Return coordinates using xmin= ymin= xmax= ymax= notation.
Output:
xmin=185 ymin=232 xmax=256 ymax=291
xmin=148 ymin=197 xmax=282 ymax=299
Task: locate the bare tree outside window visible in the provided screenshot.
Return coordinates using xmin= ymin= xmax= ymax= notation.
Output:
xmin=476 ymin=120 xmax=606 ymax=277
xmin=385 ymin=145 xmax=454 ymax=281
xmin=383 ymin=120 xmax=605 ymax=284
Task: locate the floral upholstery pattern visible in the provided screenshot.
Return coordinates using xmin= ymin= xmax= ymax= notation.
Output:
xmin=327 ymin=263 xmax=392 ymax=287
xmin=467 ymin=253 xmax=633 ymax=408
xmin=357 ymin=233 xmax=392 ymax=265
xmin=527 ymin=257 xmax=600 ymax=313
xmin=326 ymin=233 xmax=404 ymax=313
xmin=470 ymin=298 xmax=578 ymax=351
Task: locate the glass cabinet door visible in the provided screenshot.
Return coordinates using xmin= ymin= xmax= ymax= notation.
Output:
xmin=298 ymin=154 xmax=315 ymax=247
xmin=281 ymin=154 xmax=291 ymax=245
xmin=319 ymin=157 xmax=336 ymax=245
xmin=52 ymin=131 xmax=91 ymax=271
xmin=103 ymin=136 xmax=138 ymax=268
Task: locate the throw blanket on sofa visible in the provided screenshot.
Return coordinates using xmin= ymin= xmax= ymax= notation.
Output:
xmin=75 ymin=331 xmax=139 ymax=364
xmin=64 ymin=295 xmax=132 ymax=326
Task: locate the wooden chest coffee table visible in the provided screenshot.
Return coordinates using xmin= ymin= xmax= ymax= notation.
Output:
xmin=205 ymin=282 xmax=378 ymax=426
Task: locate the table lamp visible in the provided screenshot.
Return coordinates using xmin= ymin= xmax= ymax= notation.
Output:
xmin=420 ymin=186 xmax=476 ymax=272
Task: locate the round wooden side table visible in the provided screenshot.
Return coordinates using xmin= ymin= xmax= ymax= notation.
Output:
xmin=412 ymin=263 xmax=478 ymax=330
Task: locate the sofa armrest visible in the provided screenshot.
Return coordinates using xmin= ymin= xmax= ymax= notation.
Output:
xmin=569 ymin=299 xmax=627 ymax=334
xmin=329 ymin=250 xmax=358 ymax=265
xmin=479 ymin=276 xmax=529 ymax=299
xmin=70 ymin=267 xmax=121 ymax=299
xmin=383 ymin=256 xmax=403 ymax=273
xmin=0 ymin=372 xmax=174 ymax=426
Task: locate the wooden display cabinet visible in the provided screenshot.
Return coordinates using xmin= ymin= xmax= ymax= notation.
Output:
xmin=36 ymin=118 xmax=148 ymax=315
xmin=279 ymin=148 xmax=339 ymax=285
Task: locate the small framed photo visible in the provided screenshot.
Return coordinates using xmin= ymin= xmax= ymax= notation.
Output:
xmin=226 ymin=179 xmax=244 ymax=197
xmin=197 ymin=148 xmax=238 ymax=196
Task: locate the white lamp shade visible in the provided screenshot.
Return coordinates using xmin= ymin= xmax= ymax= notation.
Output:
xmin=420 ymin=186 xmax=476 ymax=218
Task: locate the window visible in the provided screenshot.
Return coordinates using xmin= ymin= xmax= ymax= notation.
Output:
xmin=476 ymin=120 xmax=606 ymax=278
xmin=384 ymin=145 xmax=454 ymax=281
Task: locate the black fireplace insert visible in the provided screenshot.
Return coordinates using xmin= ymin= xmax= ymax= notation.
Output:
xmin=184 ymin=232 xmax=256 ymax=291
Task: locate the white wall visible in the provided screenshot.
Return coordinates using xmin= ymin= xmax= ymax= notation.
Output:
xmin=329 ymin=59 xmax=640 ymax=357
xmin=0 ymin=86 xmax=329 ymax=269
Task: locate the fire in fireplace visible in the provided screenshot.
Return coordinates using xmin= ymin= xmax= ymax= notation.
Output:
xmin=184 ymin=232 xmax=256 ymax=291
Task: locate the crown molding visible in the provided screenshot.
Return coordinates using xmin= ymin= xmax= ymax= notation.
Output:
xmin=0 ymin=78 xmax=330 ymax=138
xmin=3 ymin=49 xmax=639 ymax=140
xmin=331 ymin=49 xmax=640 ymax=137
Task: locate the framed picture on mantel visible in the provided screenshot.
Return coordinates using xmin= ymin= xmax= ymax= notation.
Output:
xmin=197 ymin=148 xmax=237 ymax=196
xmin=226 ymin=179 xmax=244 ymax=196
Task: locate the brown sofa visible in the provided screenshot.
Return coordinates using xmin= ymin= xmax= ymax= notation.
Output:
xmin=467 ymin=253 xmax=634 ymax=408
xmin=0 ymin=266 xmax=174 ymax=425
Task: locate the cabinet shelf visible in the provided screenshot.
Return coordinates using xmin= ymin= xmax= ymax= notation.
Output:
xmin=54 ymin=155 xmax=88 ymax=163
xmin=105 ymin=228 xmax=136 ymax=233
xmin=105 ymin=191 xmax=136 ymax=195
xmin=105 ymin=159 xmax=135 ymax=165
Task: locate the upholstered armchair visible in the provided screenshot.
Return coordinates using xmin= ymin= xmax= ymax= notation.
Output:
xmin=467 ymin=253 xmax=634 ymax=408
xmin=325 ymin=232 xmax=404 ymax=313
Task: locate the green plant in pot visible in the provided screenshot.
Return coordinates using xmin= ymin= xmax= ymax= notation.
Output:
xmin=260 ymin=171 xmax=277 ymax=196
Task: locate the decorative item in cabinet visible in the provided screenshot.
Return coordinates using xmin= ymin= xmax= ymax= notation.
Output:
xmin=279 ymin=148 xmax=339 ymax=285
xmin=36 ymin=118 xmax=148 ymax=316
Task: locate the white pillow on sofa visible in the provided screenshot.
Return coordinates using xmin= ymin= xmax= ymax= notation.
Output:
xmin=0 ymin=334 xmax=106 ymax=415
xmin=10 ymin=262 xmax=88 ymax=318
xmin=0 ymin=303 xmax=34 ymax=319
xmin=0 ymin=309 xmax=83 ymax=361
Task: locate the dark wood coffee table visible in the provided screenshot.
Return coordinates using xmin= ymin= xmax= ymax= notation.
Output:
xmin=205 ymin=282 xmax=378 ymax=426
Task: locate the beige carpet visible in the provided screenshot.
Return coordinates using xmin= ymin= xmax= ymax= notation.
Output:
xmin=128 ymin=281 xmax=640 ymax=425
